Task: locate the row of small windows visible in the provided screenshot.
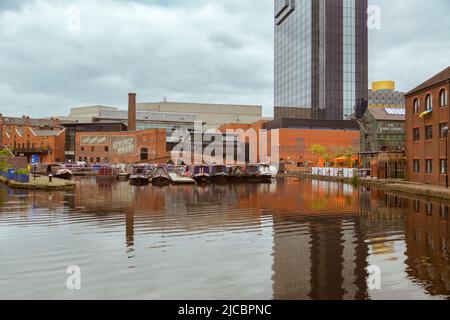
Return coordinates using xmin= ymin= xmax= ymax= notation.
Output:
xmin=413 ymin=200 xmax=449 ymax=219
xmin=80 ymin=146 xmax=109 ymax=152
xmin=413 ymin=159 xmax=448 ymax=174
xmin=413 ymin=90 xmax=448 ymax=113
xmin=413 ymin=123 xmax=448 ymax=141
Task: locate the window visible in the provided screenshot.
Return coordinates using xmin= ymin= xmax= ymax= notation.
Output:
xmin=414 ymin=200 xmax=420 ymax=212
xmin=78 ymin=157 xmax=82 ymax=161
xmin=413 ymin=128 xmax=420 ymax=141
xmin=89 ymin=157 xmax=94 ymax=163
xmin=439 ymin=123 xmax=448 ymax=138
xmin=425 ymin=125 xmax=433 ymax=140
xmin=81 ymin=146 xmax=84 ymax=151
xmin=440 ymin=90 xmax=448 ymax=107
xmin=105 ymin=157 xmax=109 ymax=163
xmin=426 ymin=159 xmax=433 ymax=173
xmin=441 ymin=205 xmax=449 ymax=219
xmin=425 ymin=94 xmax=432 ymax=110
xmin=96 ymin=157 xmax=101 ymax=163
xmin=140 ymin=148 xmax=149 ymax=161
xmin=441 ymin=159 xmax=448 ymax=174
xmin=413 ymin=98 xmax=420 ymax=114
xmin=426 ymin=203 xmax=433 ymax=215
xmin=104 ymin=146 xmax=109 ymax=152
xmin=413 ymin=160 xmax=420 ymax=173
xmin=91 ymin=146 xmax=95 ymax=152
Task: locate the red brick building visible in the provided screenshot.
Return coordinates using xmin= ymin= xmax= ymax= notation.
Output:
xmin=75 ymin=129 xmax=167 ymax=164
xmin=406 ymin=66 xmax=450 ymax=186
xmin=0 ymin=115 xmax=66 ymax=163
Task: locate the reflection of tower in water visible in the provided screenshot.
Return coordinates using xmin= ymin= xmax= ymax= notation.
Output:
xmin=272 ymin=215 xmax=369 ymax=300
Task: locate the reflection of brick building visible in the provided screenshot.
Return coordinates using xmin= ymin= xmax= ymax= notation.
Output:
xmin=75 ymin=129 xmax=167 ymax=164
xmin=0 ymin=114 xmax=66 ymax=163
xmin=406 ymin=67 xmax=450 ymax=186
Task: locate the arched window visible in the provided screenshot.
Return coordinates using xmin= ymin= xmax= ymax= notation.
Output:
xmin=140 ymin=147 xmax=149 ymax=161
xmin=413 ymin=98 xmax=419 ymax=114
xmin=425 ymin=94 xmax=433 ymax=111
xmin=440 ymin=89 xmax=448 ymax=107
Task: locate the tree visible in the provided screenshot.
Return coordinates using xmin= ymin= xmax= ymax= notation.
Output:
xmin=0 ymin=148 xmax=12 ymax=172
xmin=309 ymin=144 xmax=328 ymax=166
xmin=309 ymin=144 xmax=327 ymax=157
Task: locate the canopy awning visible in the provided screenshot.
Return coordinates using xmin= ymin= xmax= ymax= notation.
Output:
xmin=419 ymin=109 xmax=433 ymax=118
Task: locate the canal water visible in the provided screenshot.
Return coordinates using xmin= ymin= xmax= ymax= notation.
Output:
xmin=0 ymin=177 xmax=449 ymax=300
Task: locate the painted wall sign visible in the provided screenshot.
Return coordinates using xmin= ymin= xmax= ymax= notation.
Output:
xmin=81 ymin=136 xmax=110 ymax=145
xmin=111 ymin=136 xmax=136 ymax=155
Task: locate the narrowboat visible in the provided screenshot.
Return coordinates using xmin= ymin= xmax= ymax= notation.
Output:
xmin=210 ymin=165 xmax=229 ymax=184
xmin=129 ymin=165 xmax=150 ymax=186
xmin=167 ymin=166 xmax=195 ymax=184
xmin=257 ymin=163 xmax=273 ymax=183
xmin=244 ymin=164 xmax=261 ymax=183
xmin=151 ymin=166 xmax=171 ymax=187
xmin=192 ymin=165 xmax=210 ymax=183
xmin=228 ymin=165 xmax=245 ymax=183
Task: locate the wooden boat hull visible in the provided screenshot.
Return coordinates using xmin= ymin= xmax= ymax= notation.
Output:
xmin=152 ymin=176 xmax=171 ymax=187
xmin=245 ymin=175 xmax=262 ymax=183
xmin=193 ymin=175 xmax=210 ymax=184
xmin=229 ymin=175 xmax=245 ymax=183
xmin=260 ymin=175 xmax=272 ymax=184
xmin=210 ymin=174 xmax=228 ymax=184
xmin=130 ymin=176 xmax=149 ymax=186
xmin=54 ymin=173 xmax=73 ymax=181
xmin=117 ymin=173 xmax=131 ymax=181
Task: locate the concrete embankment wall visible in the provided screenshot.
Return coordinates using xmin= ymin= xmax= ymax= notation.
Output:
xmin=281 ymin=173 xmax=450 ymax=202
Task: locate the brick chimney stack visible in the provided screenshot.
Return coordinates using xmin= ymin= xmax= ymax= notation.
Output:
xmin=128 ymin=92 xmax=137 ymax=131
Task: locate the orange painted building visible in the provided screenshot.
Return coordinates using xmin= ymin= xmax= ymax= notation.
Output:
xmin=0 ymin=114 xmax=66 ymax=163
xmin=220 ymin=119 xmax=360 ymax=165
xmin=75 ymin=128 xmax=167 ymax=164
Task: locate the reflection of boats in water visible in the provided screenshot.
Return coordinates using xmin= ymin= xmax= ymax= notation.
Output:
xmin=129 ymin=165 xmax=150 ymax=186
xmin=167 ymin=166 xmax=195 ymax=185
xmin=229 ymin=165 xmax=245 ymax=183
xmin=117 ymin=172 xmax=131 ymax=181
xmin=192 ymin=165 xmax=210 ymax=183
xmin=152 ymin=166 xmax=171 ymax=187
xmin=96 ymin=166 xmax=118 ymax=182
xmin=210 ymin=165 xmax=229 ymax=184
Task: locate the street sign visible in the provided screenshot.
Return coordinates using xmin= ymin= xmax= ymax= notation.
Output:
xmin=31 ymin=154 xmax=40 ymax=164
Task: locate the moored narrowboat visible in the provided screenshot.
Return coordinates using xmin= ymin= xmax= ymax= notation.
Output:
xmin=151 ymin=166 xmax=171 ymax=187
xmin=129 ymin=165 xmax=150 ymax=186
xmin=210 ymin=165 xmax=229 ymax=184
xmin=192 ymin=165 xmax=210 ymax=183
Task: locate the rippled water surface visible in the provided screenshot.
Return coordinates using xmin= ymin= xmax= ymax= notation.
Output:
xmin=0 ymin=177 xmax=449 ymax=300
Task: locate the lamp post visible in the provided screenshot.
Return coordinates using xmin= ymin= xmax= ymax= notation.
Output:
xmin=445 ymin=126 xmax=449 ymax=188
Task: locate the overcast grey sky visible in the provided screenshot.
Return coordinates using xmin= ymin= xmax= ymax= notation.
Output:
xmin=0 ymin=0 xmax=448 ymax=117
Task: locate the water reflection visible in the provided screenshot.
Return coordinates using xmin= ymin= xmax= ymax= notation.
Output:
xmin=0 ymin=178 xmax=448 ymax=299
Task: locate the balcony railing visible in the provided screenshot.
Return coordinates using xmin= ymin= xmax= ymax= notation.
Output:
xmin=12 ymin=147 xmax=52 ymax=154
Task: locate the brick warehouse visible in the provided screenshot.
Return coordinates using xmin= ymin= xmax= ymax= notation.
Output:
xmin=0 ymin=115 xmax=66 ymax=163
xmin=406 ymin=66 xmax=450 ymax=186
xmin=75 ymin=128 xmax=167 ymax=164
xmin=75 ymin=93 xmax=167 ymax=164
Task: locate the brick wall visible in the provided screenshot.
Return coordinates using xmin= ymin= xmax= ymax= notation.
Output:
xmin=75 ymin=129 xmax=167 ymax=164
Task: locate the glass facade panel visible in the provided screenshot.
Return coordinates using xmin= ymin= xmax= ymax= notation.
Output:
xmin=274 ymin=0 xmax=368 ymax=121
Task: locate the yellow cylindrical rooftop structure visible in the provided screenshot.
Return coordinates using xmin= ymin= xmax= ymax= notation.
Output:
xmin=371 ymin=81 xmax=396 ymax=91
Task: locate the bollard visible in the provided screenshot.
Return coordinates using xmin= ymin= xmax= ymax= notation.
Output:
xmin=49 ymin=174 xmax=53 ymax=183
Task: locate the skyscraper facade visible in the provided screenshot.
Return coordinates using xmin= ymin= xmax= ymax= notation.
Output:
xmin=274 ymin=0 xmax=368 ymax=121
